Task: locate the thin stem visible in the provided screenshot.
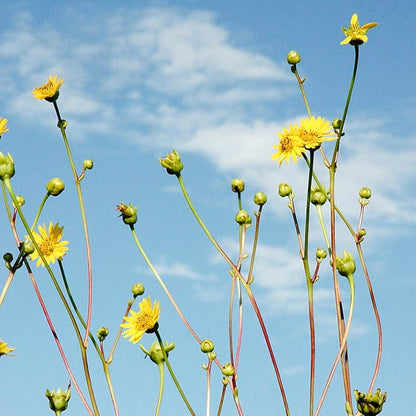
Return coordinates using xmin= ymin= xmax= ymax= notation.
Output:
xmin=155 ymin=330 xmax=195 ymax=416
xmin=205 ymin=359 xmax=213 ymax=416
xmin=216 ymin=385 xmax=226 ymax=416
xmin=291 ymin=66 xmax=312 ymax=117
xmin=155 ymin=363 xmax=165 ymax=416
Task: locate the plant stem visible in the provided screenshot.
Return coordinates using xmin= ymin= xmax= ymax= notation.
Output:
xmin=155 ymin=363 xmax=165 ymax=416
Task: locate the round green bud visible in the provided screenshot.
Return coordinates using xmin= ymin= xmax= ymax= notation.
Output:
xmin=159 ymin=150 xmax=183 ymax=175
xmin=254 ymin=191 xmax=267 ymax=206
xmin=57 ymin=119 xmax=68 ymax=129
xmin=332 ymin=118 xmax=342 ymax=129
xmin=231 ymin=178 xmax=245 ymax=193
xmin=316 ymin=248 xmax=327 ymax=260
xmin=287 ymin=50 xmax=301 ymax=65
xmin=46 ymin=177 xmax=65 ymax=196
xmin=0 ymin=152 xmax=15 ymax=180
xmin=336 ymin=250 xmax=356 ymax=278
xmin=221 ymin=363 xmax=235 ymax=377
xmin=45 ymin=386 xmax=71 ymax=413
xmin=22 ymin=241 xmax=35 ymax=255
xmin=200 ymin=339 xmax=215 ymax=353
xmin=83 ymin=159 xmax=94 ymax=170
xmin=235 ymin=209 xmax=250 ymax=225
xmin=358 ymin=228 xmax=367 ymax=237
xmin=12 ymin=195 xmax=25 ymax=208
xmin=97 ymin=326 xmax=109 ymax=341
xmin=310 ymin=187 xmax=327 ymax=205
xmin=278 ymin=183 xmax=292 ymax=198
xmin=3 ymin=252 xmax=13 ymax=263
xmin=132 ymin=282 xmax=145 ymax=297
xmin=359 ymin=187 xmax=371 ymax=199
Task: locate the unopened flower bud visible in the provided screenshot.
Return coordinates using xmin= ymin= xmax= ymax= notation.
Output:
xmin=336 ymin=250 xmax=356 ymax=278
xmin=46 ymin=178 xmax=65 ymax=196
xmin=132 ymin=282 xmax=145 ymax=297
xmin=316 ymin=248 xmax=327 ymax=261
xmin=287 ymin=50 xmax=301 ymax=65
xmin=45 ymin=385 xmax=71 ymax=414
xmin=200 ymin=339 xmax=215 ymax=353
xmin=97 ymin=327 xmax=109 ymax=341
xmin=278 ymin=183 xmax=292 ymax=198
xmin=358 ymin=228 xmax=367 ymax=238
xmin=13 ymin=195 xmax=25 ymax=208
xmin=254 ymin=191 xmax=267 ymax=206
xmin=83 ymin=159 xmax=94 ymax=170
xmin=235 ymin=209 xmax=250 ymax=225
xmin=359 ymin=187 xmax=372 ymax=199
xmin=0 ymin=152 xmax=15 ymax=180
xmin=208 ymin=351 xmax=217 ymax=361
xmin=117 ymin=203 xmax=138 ymax=225
xmin=159 ymin=150 xmax=183 ymax=175
xmin=354 ymin=388 xmax=387 ymax=416
xmin=310 ymin=186 xmax=327 ymax=205
xmin=332 ymin=118 xmax=342 ymax=129
xmin=22 ymin=242 xmax=35 ymax=255
xmin=141 ymin=340 xmax=175 ymax=365
xmin=231 ymin=178 xmax=245 ymax=193
xmin=221 ymin=363 xmax=235 ymax=377
xmin=3 ymin=252 xmax=13 ymax=263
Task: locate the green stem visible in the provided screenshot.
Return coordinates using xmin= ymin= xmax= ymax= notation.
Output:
xmin=155 ymin=330 xmax=195 ymax=416
xmin=155 ymin=363 xmax=164 ymax=416
xmin=292 ymin=66 xmax=312 ymax=117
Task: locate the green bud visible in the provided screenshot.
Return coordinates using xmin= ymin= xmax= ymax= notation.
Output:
xmin=235 ymin=209 xmax=250 ymax=225
xmin=46 ymin=178 xmax=65 ymax=196
xmin=354 ymin=388 xmax=387 ymax=416
xmin=159 ymin=150 xmax=183 ymax=175
xmin=221 ymin=363 xmax=235 ymax=377
xmin=0 ymin=152 xmax=15 ymax=180
xmin=336 ymin=250 xmax=356 ymax=278
xmin=357 ymin=228 xmax=367 ymax=242
xmin=200 ymin=339 xmax=215 ymax=353
xmin=22 ymin=242 xmax=35 ymax=255
xmin=359 ymin=187 xmax=372 ymax=199
xmin=132 ymin=282 xmax=145 ymax=297
xmin=332 ymin=118 xmax=342 ymax=129
xmin=208 ymin=351 xmax=217 ymax=361
xmin=254 ymin=191 xmax=267 ymax=206
xmin=83 ymin=159 xmax=94 ymax=170
xmin=231 ymin=178 xmax=245 ymax=193
xmin=316 ymin=248 xmax=327 ymax=260
xmin=117 ymin=203 xmax=138 ymax=225
xmin=3 ymin=252 xmax=13 ymax=263
xmin=141 ymin=340 xmax=175 ymax=365
xmin=310 ymin=186 xmax=327 ymax=205
xmin=287 ymin=50 xmax=301 ymax=65
xmin=57 ymin=119 xmax=68 ymax=129
xmin=45 ymin=385 xmax=71 ymax=414
xmin=278 ymin=183 xmax=292 ymax=198
xmin=13 ymin=195 xmax=25 ymax=208
xmin=97 ymin=327 xmax=109 ymax=341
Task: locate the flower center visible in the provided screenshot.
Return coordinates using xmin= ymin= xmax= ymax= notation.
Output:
xmin=39 ymin=238 xmax=55 ymax=256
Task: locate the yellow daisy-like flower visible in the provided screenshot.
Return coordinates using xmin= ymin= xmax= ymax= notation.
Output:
xmin=341 ymin=13 xmax=378 ymax=45
xmin=32 ymin=75 xmax=65 ymax=101
xmin=29 ymin=222 xmax=69 ymax=267
xmin=272 ymin=123 xmax=306 ymax=165
xmin=121 ymin=297 xmax=161 ymax=344
xmin=299 ymin=116 xmax=336 ymax=149
xmin=0 ymin=340 xmax=15 ymax=357
xmin=0 ymin=118 xmax=9 ymax=137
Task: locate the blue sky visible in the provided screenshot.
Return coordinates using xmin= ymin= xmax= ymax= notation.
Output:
xmin=1 ymin=1 xmax=415 ymax=415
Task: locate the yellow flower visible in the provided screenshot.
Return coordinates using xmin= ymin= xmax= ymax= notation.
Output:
xmin=121 ymin=297 xmax=161 ymax=344
xmin=341 ymin=14 xmax=378 ymax=45
xmin=272 ymin=123 xmax=306 ymax=165
xmin=299 ymin=116 xmax=336 ymax=149
xmin=29 ymin=222 xmax=69 ymax=267
xmin=0 ymin=340 xmax=15 ymax=357
xmin=0 ymin=118 xmax=9 ymax=136
xmin=33 ymin=75 xmax=65 ymax=101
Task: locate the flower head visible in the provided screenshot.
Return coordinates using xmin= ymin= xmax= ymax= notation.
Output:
xmin=272 ymin=123 xmax=305 ymax=165
xmin=159 ymin=150 xmax=183 ymax=175
xmin=299 ymin=117 xmax=336 ymax=149
xmin=121 ymin=297 xmax=161 ymax=344
xmin=354 ymin=388 xmax=387 ymax=415
xmin=0 ymin=340 xmax=15 ymax=357
xmin=341 ymin=14 xmax=378 ymax=45
xmin=46 ymin=385 xmax=71 ymax=414
xmin=33 ymin=75 xmax=65 ymax=101
xmin=0 ymin=118 xmax=9 ymax=137
xmin=29 ymin=222 xmax=69 ymax=267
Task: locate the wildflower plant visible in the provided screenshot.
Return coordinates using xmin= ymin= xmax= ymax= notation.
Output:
xmin=0 ymin=13 xmax=387 ymax=416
